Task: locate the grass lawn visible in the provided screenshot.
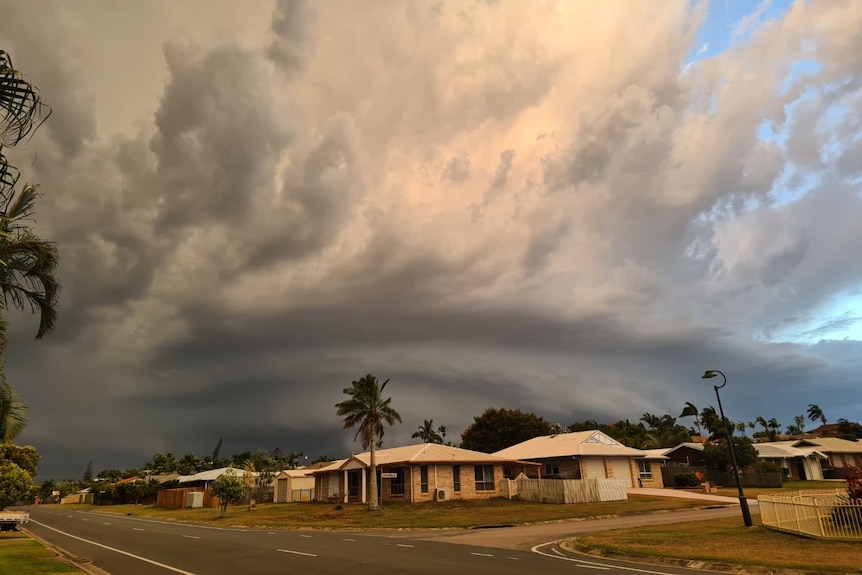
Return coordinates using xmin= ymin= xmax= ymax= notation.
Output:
xmin=574 ymin=515 xmax=862 ymax=573
xmin=710 ymin=480 xmax=844 ymax=499
xmin=0 ymin=532 xmax=82 ymax=575
xmin=86 ymin=494 xmax=711 ymax=530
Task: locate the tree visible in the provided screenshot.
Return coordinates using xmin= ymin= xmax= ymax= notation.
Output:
xmin=460 ymin=408 xmax=552 ymax=453
xmin=679 ymin=402 xmax=702 ymax=441
xmin=807 ymin=404 xmax=826 ymax=426
xmin=0 ymin=443 xmax=39 ymax=475
xmin=0 ymin=378 xmax=26 ymax=442
xmin=83 ymin=460 xmax=93 ymax=483
xmin=335 ymin=374 xmax=401 ymax=511
xmin=703 ymin=437 xmax=759 ymax=472
xmin=836 ymin=419 xmax=862 ymax=440
xmin=767 ymin=418 xmax=781 ymax=441
xmin=210 ymin=468 xmax=244 ymax=517
xmin=0 ymin=184 xmax=60 ymax=339
xmin=0 ymin=460 xmax=31 ymax=510
xmin=411 ymin=419 xmax=444 ymax=444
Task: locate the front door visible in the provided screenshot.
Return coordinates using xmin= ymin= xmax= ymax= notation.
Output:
xmin=347 ymin=470 xmax=362 ymax=501
xmin=795 ymin=459 xmax=807 ymax=480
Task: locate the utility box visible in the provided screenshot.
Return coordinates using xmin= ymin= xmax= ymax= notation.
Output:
xmin=185 ymin=491 xmax=204 ymax=508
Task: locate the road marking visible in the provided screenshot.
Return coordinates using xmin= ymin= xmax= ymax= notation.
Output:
xmin=182 ymin=535 xmax=201 ymax=539
xmin=342 ymin=538 xmax=356 ymax=541
xmin=67 ymin=515 xmax=73 ymax=518
xmin=82 ymin=519 xmax=88 ymax=522
xmin=532 ymin=539 xmax=676 ymax=575
xmin=268 ymin=532 xmax=276 ymax=535
xmin=30 ymin=520 xmax=197 ymax=575
xmin=103 ymin=523 xmax=111 ymax=526
xmin=470 ymin=552 xmax=494 ymax=557
xmin=133 ymin=528 xmax=145 ymax=531
xmin=300 ymin=534 xmax=312 ymax=538
xmin=277 ymin=548 xmax=317 ymax=557
xmin=507 ymin=557 xmax=519 ymax=560
xmin=396 ymin=543 xmax=414 ymax=548
xmin=577 ymin=566 xmax=610 ymax=570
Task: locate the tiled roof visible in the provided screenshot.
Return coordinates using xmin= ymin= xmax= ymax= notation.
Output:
xmin=312 ymin=443 xmax=537 ymax=474
xmin=494 ymin=430 xmax=649 ymax=459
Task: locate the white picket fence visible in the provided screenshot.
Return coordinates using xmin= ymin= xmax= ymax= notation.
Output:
xmin=503 ymin=476 xmax=628 ymax=504
xmin=758 ymin=489 xmax=862 ymax=540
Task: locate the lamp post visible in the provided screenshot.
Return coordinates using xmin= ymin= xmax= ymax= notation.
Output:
xmin=701 ymin=369 xmax=753 ymax=527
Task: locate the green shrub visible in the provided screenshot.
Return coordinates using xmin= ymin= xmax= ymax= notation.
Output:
xmin=673 ymin=472 xmax=699 ymax=487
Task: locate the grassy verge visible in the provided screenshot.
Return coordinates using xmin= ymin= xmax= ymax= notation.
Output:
xmin=0 ymin=532 xmax=82 ymax=574
xmin=84 ymin=494 xmax=711 ymax=530
xmin=574 ymin=516 xmax=862 ymax=573
xmin=710 ymin=480 xmax=844 ymax=499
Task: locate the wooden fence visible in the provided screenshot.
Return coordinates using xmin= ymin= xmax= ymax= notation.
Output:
xmin=504 ymin=476 xmax=628 ymax=504
xmin=759 ymin=490 xmax=862 ymax=540
xmin=156 ymin=488 xmax=219 ymax=509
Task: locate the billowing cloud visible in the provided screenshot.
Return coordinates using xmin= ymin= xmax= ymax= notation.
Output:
xmin=0 ymin=0 xmax=861 ymax=478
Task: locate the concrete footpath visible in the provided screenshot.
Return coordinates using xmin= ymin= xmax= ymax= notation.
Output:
xmin=627 ymin=487 xmax=759 ymax=505
xmin=399 ymin=489 xmax=759 ymax=551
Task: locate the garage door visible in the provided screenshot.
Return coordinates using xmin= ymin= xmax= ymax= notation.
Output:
xmin=582 ymin=458 xmax=606 ymax=479
xmin=277 ymin=478 xmax=288 ymax=502
xmin=610 ymin=459 xmax=633 ymax=487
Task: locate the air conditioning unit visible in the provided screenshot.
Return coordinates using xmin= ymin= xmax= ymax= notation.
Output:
xmin=435 ymin=488 xmax=449 ymax=501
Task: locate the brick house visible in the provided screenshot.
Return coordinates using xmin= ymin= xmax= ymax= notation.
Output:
xmin=494 ymin=430 xmax=666 ymax=488
xmin=312 ymin=443 xmax=539 ymax=504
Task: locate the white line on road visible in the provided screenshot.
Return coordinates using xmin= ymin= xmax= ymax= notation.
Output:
xmin=300 ymin=534 xmax=312 ymax=538
xmin=277 ymin=548 xmax=317 ymax=557
xmin=532 ymin=539 xmax=676 ymax=575
xmin=396 ymin=544 xmax=414 ymax=548
xmin=133 ymin=528 xmax=145 ymax=531
xmin=507 ymin=557 xmax=519 ymax=560
xmin=82 ymin=519 xmax=88 ymax=522
xmin=268 ymin=532 xmax=276 ymax=535
xmin=470 ymin=552 xmax=494 ymax=557
xmin=30 ymin=520 xmax=197 ymax=575
xmin=577 ymin=566 xmax=611 ymax=570
xmin=182 ymin=535 xmax=201 ymax=539
xmin=103 ymin=523 xmax=111 ymax=526
xmin=342 ymin=538 xmax=356 ymax=542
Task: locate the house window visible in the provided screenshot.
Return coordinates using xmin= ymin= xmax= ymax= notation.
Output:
xmin=390 ymin=469 xmax=404 ymax=495
xmin=474 ymin=465 xmax=495 ymax=491
xmin=453 ymin=465 xmax=461 ymax=492
xmin=637 ymin=459 xmax=652 ymax=480
xmin=420 ymin=466 xmax=429 ymax=493
xmin=544 ymin=463 xmax=560 ymax=476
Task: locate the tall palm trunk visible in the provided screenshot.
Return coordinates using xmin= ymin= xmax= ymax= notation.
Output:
xmin=368 ymin=426 xmax=378 ymax=510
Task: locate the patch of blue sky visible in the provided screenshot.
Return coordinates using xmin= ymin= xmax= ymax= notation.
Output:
xmin=766 ymin=291 xmax=862 ymax=344
xmin=686 ymin=0 xmax=797 ymax=65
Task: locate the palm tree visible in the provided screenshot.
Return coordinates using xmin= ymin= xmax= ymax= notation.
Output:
xmin=0 ymin=379 xmax=26 ymax=442
xmin=335 ymin=374 xmax=401 ymax=511
xmin=679 ymin=402 xmax=702 ymax=442
xmin=412 ymin=419 xmax=444 ymax=444
xmin=767 ymin=418 xmax=781 ymax=441
xmin=807 ymin=404 xmax=826 ymax=426
xmin=0 ymin=184 xmax=59 ymax=339
xmin=1 ymin=49 xmax=50 ymax=200
xmin=793 ymin=415 xmax=806 ymax=434
xmin=755 ymin=416 xmax=769 ymax=436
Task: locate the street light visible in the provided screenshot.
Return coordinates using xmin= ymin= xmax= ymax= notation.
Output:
xmin=701 ymin=369 xmax=753 ymax=528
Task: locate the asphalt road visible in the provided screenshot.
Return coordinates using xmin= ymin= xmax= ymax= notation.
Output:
xmin=22 ymin=506 xmax=735 ymax=575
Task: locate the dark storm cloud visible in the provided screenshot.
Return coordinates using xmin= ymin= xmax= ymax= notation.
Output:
xmin=2 ymin=0 xmax=862 ymax=480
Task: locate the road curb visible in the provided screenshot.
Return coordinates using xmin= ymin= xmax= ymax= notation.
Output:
xmin=22 ymin=527 xmax=113 ymax=575
xmin=559 ymin=538 xmax=853 ymax=575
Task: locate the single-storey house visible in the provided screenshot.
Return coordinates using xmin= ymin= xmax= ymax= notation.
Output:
xmin=493 ymin=430 xmax=666 ymax=488
xmin=272 ymin=469 xmax=315 ymax=502
xmin=754 ymin=437 xmax=862 ymax=480
xmin=178 ymin=467 xmax=257 ymax=490
xmin=654 ymin=442 xmax=707 ymax=467
xmin=312 ymin=443 xmax=539 ymax=504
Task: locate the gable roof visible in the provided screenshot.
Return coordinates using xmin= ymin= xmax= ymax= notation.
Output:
xmin=660 ymin=442 xmax=706 ymax=456
xmin=493 ymin=430 xmax=648 ymax=459
xmin=753 ymin=442 xmax=828 ymax=459
xmin=312 ymin=443 xmax=537 ymax=474
xmin=754 ymin=437 xmax=862 ymax=456
xmin=178 ymin=466 xmax=257 ymax=484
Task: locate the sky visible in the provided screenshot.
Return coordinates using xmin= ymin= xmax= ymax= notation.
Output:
xmin=1 ymin=0 xmax=861 ymax=479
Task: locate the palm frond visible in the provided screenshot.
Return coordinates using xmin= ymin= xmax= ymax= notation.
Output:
xmin=0 ymin=50 xmax=50 ymax=147
xmin=0 ymin=380 xmax=27 ymax=443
